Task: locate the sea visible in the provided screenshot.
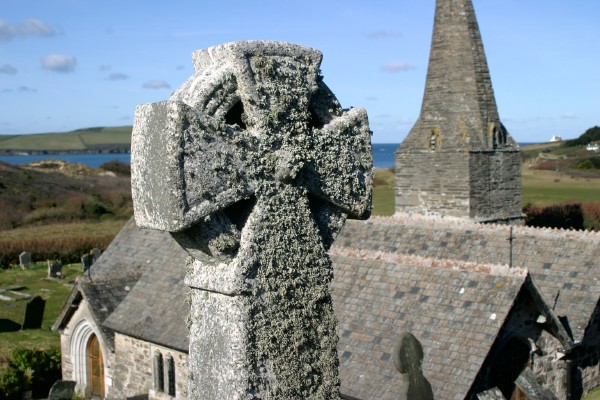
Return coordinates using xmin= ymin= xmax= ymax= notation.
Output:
xmin=0 ymin=143 xmax=536 ymax=170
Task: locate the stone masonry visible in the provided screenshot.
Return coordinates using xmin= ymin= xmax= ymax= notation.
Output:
xmin=131 ymin=41 xmax=372 ymax=399
xmin=395 ymin=0 xmax=522 ymax=224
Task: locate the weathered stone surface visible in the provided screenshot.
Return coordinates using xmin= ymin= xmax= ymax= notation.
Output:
xmin=47 ymin=380 xmax=76 ymax=400
xmin=131 ymin=40 xmax=372 ymax=399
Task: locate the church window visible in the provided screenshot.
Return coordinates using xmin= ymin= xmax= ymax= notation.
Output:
xmin=167 ymin=355 xmax=176 ymax=396
xmin=429 ymin=128 xmax=440 ymax=151
xmin=154 ymin=351 xmax=164 ymax=392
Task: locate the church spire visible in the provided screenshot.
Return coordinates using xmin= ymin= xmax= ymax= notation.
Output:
xmin=395 ymin=0 xmax=522 ymax=224
xmin=401 ymin=0 xmax=514 ymax=150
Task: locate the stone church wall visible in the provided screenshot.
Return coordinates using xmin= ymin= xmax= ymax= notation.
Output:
xmin=395 ymin=149 xmax=470 ymax=216
xmin=111 ymin=333 xmax=188 ymax=399
xmin=531 ymin=331 xmax=569 ymax=398
xmin=468 ymin=149 xmax=521 ymax=222
xmin=579 ymin=304 xmax=600 ymax=395
xmin=395 ymin=149 xmax=521 ymax=222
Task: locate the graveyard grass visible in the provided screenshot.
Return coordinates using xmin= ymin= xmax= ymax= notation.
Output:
xmin=0 ymin=263 xmax=81 ymax=360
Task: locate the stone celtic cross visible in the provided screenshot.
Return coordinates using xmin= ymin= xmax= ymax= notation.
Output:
xmin=131 ymin=41 xmax=372 ymax=399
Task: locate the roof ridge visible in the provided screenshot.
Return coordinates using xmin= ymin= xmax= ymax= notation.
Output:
xmin=362 ymin=213 xmax=600 ymax=243
xmin=329 ymin=246 xmax=528 ymax=278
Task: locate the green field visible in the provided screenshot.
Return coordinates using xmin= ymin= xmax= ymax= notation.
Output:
xmin=0 ymin=126 xmax=132 ymax=151
xmin=522 ymin=169 xmax=600 ymax=206
xmin=372 ymin=168 xmax=395 ymax=216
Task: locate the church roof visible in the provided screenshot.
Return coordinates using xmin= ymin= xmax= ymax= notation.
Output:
xmin=336 ymin=215 xmax=600 ymax=342
xmin=101 ymin=219 xmax=190 ymax=352
xmin=331 ymin=253 xmax=528 ymax=400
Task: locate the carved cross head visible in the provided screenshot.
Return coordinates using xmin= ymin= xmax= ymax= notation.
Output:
xmin=132 ymin=41 xmax=372 ymax=268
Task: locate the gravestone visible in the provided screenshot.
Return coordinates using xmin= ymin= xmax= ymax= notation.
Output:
xmin=22 ymin=295 xmax=46 ymax=330
xmin=19 ymin=251 xmax=32 ymax=269
xmin=47 ymin=260 xmax=62 ymax=278
xmin=81 ymin=254 xmax=91 ymax=272
xmin=48 ymin=380 xmax=76 ymax=400
xmin=132 ymin=41 xmax=372 ymax=399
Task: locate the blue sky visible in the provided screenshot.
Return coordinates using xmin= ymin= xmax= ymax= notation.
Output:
xmin=1 ymin=0 xmax=598 ymax=143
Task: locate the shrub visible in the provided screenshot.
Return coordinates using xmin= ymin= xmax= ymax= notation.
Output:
xmin=524 ymin=203 xmax=585 ymax=230
xmin=576 ymin=156 xmax=600 ymax=170
xmin=99 ymin=160 xmax=131 ymax=176
xmin=0 ymin=367 xmax=21 ymax=399
xmin=0 ymin=348 xmax=61 ymax=399
xmin=581 ymin=202 xmax=600 ymax=231
xmin=577 ymin=159 xmax=594 ymax=169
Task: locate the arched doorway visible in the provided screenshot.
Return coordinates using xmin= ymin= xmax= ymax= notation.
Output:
xmin=88 ymin=334 xmax=104 ymax=398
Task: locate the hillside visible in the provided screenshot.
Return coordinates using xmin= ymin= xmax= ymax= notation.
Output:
xmin=0 ymin=159 xmax=132 ymax=230
xmin=0 ymin=126 xmax=132 ymax=154
xmin=521 ymin=141 xmax=600 ymax=179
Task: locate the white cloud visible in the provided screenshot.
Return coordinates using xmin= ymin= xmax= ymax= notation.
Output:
xmin=0 ymin=64 xmax=17 ymax=75
xmin=381 ymin=62 xmax=416 ymax=73
xmin=561 ymin=112 xmax=576 ymax=119
xmin=143 ymin=80 xmax=171 ymax=89
xmin=100 ymin=64 xmax=111 ymax=71
xmin=176 ymin=65 xmax=185 ymax=71
xmin=0 ymin=18 xmax=56 ymax=42
xmin=108 ymin=72 xmax=129 ymax=81
xmin=17 ymin=19 xmax=56 ymax=37
xmin=41 ymin=54 xmax=77 ymax=73
xmin=367 ymin=30 xmax=402 ymax=39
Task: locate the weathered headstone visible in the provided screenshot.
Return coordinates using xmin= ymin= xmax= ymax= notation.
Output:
xmin=90 ymin=248 xmax=102 ymax=264
xmin=81 ymin=254 xmax=91 ymax=272
xmin=22 ymin=295 xmax=46 ymax=330
xmin=132 ymin=41 xmax=372 ymax=399
xmin=48 ymin=380 xmax=76 ymax=400
xmin=19 ymin=251 xmax=32 ymax=269
xmin=47 ymin=260 xmax=62 ymax=278
xmin=393 ymin=332 xmax=434 ymax=400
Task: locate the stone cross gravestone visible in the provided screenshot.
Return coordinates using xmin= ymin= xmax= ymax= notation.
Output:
xmin=393 ymin=332 xmax=434 ymax=400
xmin=19 ymin=251 xmax=32 ymax=269
xmin=22 ymin=295 xmax=46 ymax=330
xmin=132 ymin=41 xmax=372 ymax=399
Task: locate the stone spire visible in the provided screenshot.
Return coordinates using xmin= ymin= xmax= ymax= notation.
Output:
xmin=402 ymin=0 xmax=515 ymax=150
xmin=395 ymin=0 xmax=522 ymax=223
